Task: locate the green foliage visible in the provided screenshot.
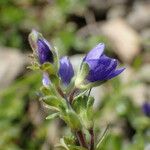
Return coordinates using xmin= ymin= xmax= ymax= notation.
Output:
xmin=73 ymin=95 xmax=94 ymax=129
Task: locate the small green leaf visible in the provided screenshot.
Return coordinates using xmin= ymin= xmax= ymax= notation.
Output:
xmin=56 ymin=137 xmax=87 ymax=150
xmin=68 ymin=145 xmax=87 ymax=150
xmin=72 ymin=95 xmax=94 ymax=129
xmin=42 ymin=95 xmax=66 ymax=111
xmin=87 ymin=96 xmax=94 ymax=108
xmin=96 ymin=125 xmax=109 ymax=150
xmin=61 ymin=109 xmax=82 ymax=131
xmin=46 ymin=112 xmax=59 ymax=120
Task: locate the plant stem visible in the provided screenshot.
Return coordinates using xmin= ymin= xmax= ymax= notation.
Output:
xmin=69 ymin=88 xmax=78 ymax=104
xmin=89 ymin=128 xmax=94 ymax=150
xmin=76 ymin=130 xmax=88 ymax=149
xmin=56 ymin=86 xmax=65 ymax=98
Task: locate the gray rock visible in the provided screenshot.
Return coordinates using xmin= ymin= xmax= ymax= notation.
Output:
xmin=136 ymin=64 xmax=150 ymax=83
xmin=107 ymin=5 xmax=127 ymax=19
xmin=0 ymin=47 xmax=27 ymax=90
xmin=127 ymin=1 xmax=150 ymax=31
xmin=90 ymin=0 xmax=128 ymax=11
xmin=141 ymin=28 xmax=150 ymax=51
xmin=100 ymin=18 xmax=141 ymax=63
xmin=124 ymin=83 xmax=147 ymax=106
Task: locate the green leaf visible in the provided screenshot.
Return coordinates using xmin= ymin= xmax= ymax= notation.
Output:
xmin=72 ymin=95 xmax=94 ymax=129
xmin=40 ymin=62 xmax=60 ymax=85
xmin=68 ymin=145 xmax=87 ymax=150
xmin=61 ymin=109 xmax=82 ymax=131
xmin=87 ymin=96 xmax=94 ymax=108
xmin=96 ymin=125 xmax=109 ymax=150
xmin=56 ymin=137 xmax=87 ymax=150
xmin=46 ymin=112 xmax=59 ymax=120
xmin=56 ymin=138 xmax=70 ymax=150
xmin=42 ymin=95 xmax=66 ymax=111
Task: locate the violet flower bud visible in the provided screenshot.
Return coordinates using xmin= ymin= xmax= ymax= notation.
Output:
xmin=83 ymin=43 xmax=125 ymax=82
xmin=42 ymin=73 xmax=51 ymax=87
xmin=29 ymin=30 xmax=53 ymax=64
xmin=58 ymin=56 xmax=74 ymax=85
xmin=142 ymin=102 xmax=150 ymax=117
xmin=37 ymin=38 xmax=53 ymax=64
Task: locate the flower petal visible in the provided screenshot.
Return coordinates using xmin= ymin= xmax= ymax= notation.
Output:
xmin=87 ymin=58 xmax=118 ymax=82
xmin=37 ymin=38 xmax=53 ymax=64
xmin=42 ymin=73 xmax=51 ymax=87
xmin=106 ymin=67 xmax=125 ymax=80
xmin=84 ymin=43 xmax=105 ymax=61
xmin=59 ymin=56 xmax=74 ymax=85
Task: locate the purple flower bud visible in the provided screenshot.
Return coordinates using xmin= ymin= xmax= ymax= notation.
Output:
xmin=142 ymin=102 xmax=150 ymax=117
xmin=42 ymin=73 xmax=51 ymax=87
xmin=37 ymin=38 xmax=53 ymax=64
xmin=83 ymin=43 xmax=125 ymax=82
xmin=58 ymin=56 xmax=74 ymax=85
xmin=29 ymin=30 xmax=53 ymax=64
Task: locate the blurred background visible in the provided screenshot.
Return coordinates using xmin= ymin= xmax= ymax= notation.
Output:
xmin=0 ymin=0 xmax=150 ymax=150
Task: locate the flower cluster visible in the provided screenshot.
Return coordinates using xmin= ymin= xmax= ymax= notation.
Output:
xmin=28 ymin=30 xmax=125 ymax=150
xmin=29 ymin=30 xmax=124 ymax=89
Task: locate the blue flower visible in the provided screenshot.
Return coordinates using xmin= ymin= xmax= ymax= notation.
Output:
xmin=58 ymin=56 xmax=74 ymax=85
xmin=142 ymin=102 xmax=150 ymax=117
xmin=42 ymin=73 xmax=51 ymax=87
xmin=29 ymin=30 xmax=53 ymax=64
xmin=83 ymin=43 xmax=125 ymax=82
xmin=37 ymin=38 xmax=53 ymax=64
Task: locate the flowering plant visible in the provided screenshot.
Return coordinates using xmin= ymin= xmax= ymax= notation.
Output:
xmin=28 ymin=30 xmax=125 ymax=150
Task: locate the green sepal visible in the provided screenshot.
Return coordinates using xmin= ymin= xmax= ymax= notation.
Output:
xmin=46 ymin=112 xmax=60 ymax=120
xmin=75 ymin=62 xmax=106 ymax=89
xmin=28 ymin=30 xmax=39 ymax=52
xmin=40 ymin=62 xmax=56 ymax=75
xmin=40 ymin=62 xmax=60 ymax=86
xmin=42 ymin=95 xmax=66 ymax=111
xmin=28 ymin=30 xmax=59 ymax=71
xmin=40 ymin=85 xmax=55 ymax=96
xmin=72 ymin=95 xmax=94 ymax=129
xmin=61 ymin=109 xmax=82 ymax=131
xmin=75 ymin=62 xmax=89 ymax=89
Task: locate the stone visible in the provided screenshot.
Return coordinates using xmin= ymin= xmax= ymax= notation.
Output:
xmin=124 ymin=83 xmax=147 ymax=106
xmin=0 ymin=47 xmax=27 ymax=90
xmin=140 ymin=28 xmax=150 ymax=51
xmin=136 ymin=64 xmax=150 ymax=83
xmin=127 ymin=1 xmax=150 ymax=31
xmin=100 ymin=18 xmax=141 ymax=63
xmin=107 ymin=5 xmax=127 ymax=19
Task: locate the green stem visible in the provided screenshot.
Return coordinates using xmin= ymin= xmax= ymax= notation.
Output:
xmin=57 ymin=86 xmax=89 ymax=149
